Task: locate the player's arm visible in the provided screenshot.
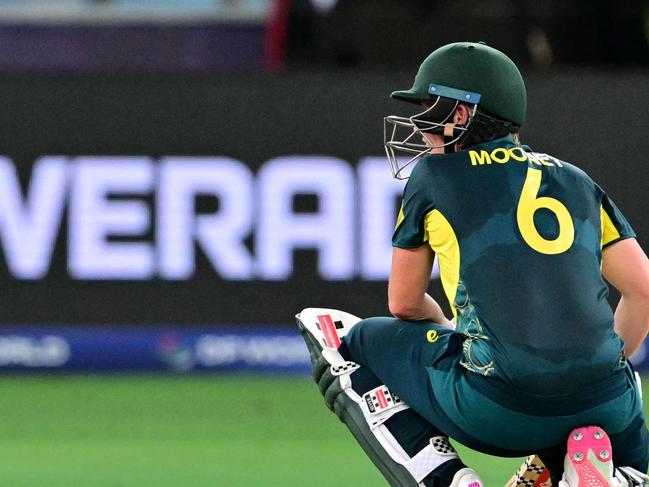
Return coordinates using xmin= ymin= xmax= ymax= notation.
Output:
xmin=602 ymin=238 xmax=649 ymax=356
xmin=388 ymin=245 xmax=453 ymax=327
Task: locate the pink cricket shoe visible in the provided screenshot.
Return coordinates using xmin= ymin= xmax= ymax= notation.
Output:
xmin=560 ymin=426 xmax=618 ymax=487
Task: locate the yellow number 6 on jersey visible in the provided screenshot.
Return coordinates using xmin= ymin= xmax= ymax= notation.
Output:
xmin=516 ymin=167 xmax=574 ymax=255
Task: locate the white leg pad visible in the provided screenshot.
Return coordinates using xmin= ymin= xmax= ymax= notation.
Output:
xmin=298 ymin=307 xmax=463 ymax=485
xmin=339 ymin=364 xmax=460 ymax=484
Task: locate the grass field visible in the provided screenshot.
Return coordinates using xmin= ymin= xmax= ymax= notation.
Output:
xmin=0 ymin=374 xmax=644 ymax=486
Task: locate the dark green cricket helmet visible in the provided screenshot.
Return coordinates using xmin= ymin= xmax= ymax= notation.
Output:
xmin=391 ymin=41 xmax=526 ymax=126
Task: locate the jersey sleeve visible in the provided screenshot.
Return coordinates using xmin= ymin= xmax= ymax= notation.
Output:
xmin=392 ymin=171 xmax=436 ymax=248
xmin=600 ymin=192 xmax=636 ymax=248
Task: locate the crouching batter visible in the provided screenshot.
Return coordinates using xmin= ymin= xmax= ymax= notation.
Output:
xmin=298 ymin=42 xmax=649 ymax=486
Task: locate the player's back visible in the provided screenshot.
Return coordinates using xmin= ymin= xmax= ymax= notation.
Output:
xmin=393 ymin=135 xmax=633 ymax=395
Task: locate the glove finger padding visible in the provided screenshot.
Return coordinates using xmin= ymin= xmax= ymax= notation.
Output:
xmin=312 ymin=356 xmax=329 ymax=385
xmin=324 ymin=371 xmax=345 ymax=413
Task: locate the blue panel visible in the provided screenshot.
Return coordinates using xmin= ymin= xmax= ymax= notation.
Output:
xmin=0 ymin=326 xmax=646 ymax=373
xmin=427 ymin=83 xmax=481 ymax=104
xmin=0 ymin=327 xmax=312 ymax=373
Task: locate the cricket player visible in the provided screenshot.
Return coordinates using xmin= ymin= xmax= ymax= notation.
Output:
xmin=298 ymin=42 xmax=649 ymax=486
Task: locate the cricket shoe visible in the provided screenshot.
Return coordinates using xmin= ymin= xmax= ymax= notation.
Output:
xmin=450 ymin=467 xmax=484 ymax=487
xmin=559 ymin=426 xmax=623 ymax=487
xmin=616 ymin=466 xmax=649 ymax=486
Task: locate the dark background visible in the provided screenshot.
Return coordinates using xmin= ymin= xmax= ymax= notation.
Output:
xmin=0 ymin=70 xmax=647 ymax=326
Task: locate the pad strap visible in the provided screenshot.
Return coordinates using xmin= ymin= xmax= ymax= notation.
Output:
xmin=363 ymin=385 xmax=402 ymax=414
xmin=405 ymin=437 xmax=459 ymax=483
xmin=359 ymin=385 xmax=410 ymax=428
xmin=331 ymin=361 xmax=360 ymax=376
xmin=322 ymin=347 xmax=361 ymax=376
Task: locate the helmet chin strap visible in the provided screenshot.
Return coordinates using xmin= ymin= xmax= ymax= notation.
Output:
xmin=443 ymin=123 xmax=456 ymax=154
xmin=439 ymin=104 xmax=481 ymax=153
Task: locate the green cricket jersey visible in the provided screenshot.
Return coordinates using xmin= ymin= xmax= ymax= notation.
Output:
xmin=393 ymin=135 xmax=636 ymax=395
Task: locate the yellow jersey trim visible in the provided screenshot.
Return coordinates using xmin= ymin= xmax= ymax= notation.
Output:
xmin=601 ymin=205 xmax=620 ymax=248
xmin=395 ymin=203 xmax=405 ymax=230
xmin=424 ymin=209 xmax=461 ymax=317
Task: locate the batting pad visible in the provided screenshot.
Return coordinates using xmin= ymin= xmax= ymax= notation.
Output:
xmin=296 ymin=308 xmax=465 ymax=486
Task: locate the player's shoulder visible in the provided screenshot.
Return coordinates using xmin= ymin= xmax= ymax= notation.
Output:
xmin=530 ymin=151 xmax=583 ymax=175
xmin=530 ymin=150 xmax=604 ymax=196
xmin=405 ymin=151 xmax=465 ymax=200
xmin=408 ymin=151 xmax=465 ymax=180
xmin=404 ymin=154 xmax=437 ymax=191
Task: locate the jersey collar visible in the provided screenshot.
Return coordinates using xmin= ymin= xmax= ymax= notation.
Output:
xmin=464 ymin=134 xmax=518 ymax=151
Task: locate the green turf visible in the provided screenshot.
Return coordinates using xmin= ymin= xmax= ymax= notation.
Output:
xmin=0 ymin=374 xmax=643 ymax=486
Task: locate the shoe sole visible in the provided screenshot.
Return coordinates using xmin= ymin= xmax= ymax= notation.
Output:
xmin=566 ymin=426 xmax=613 ymax=487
